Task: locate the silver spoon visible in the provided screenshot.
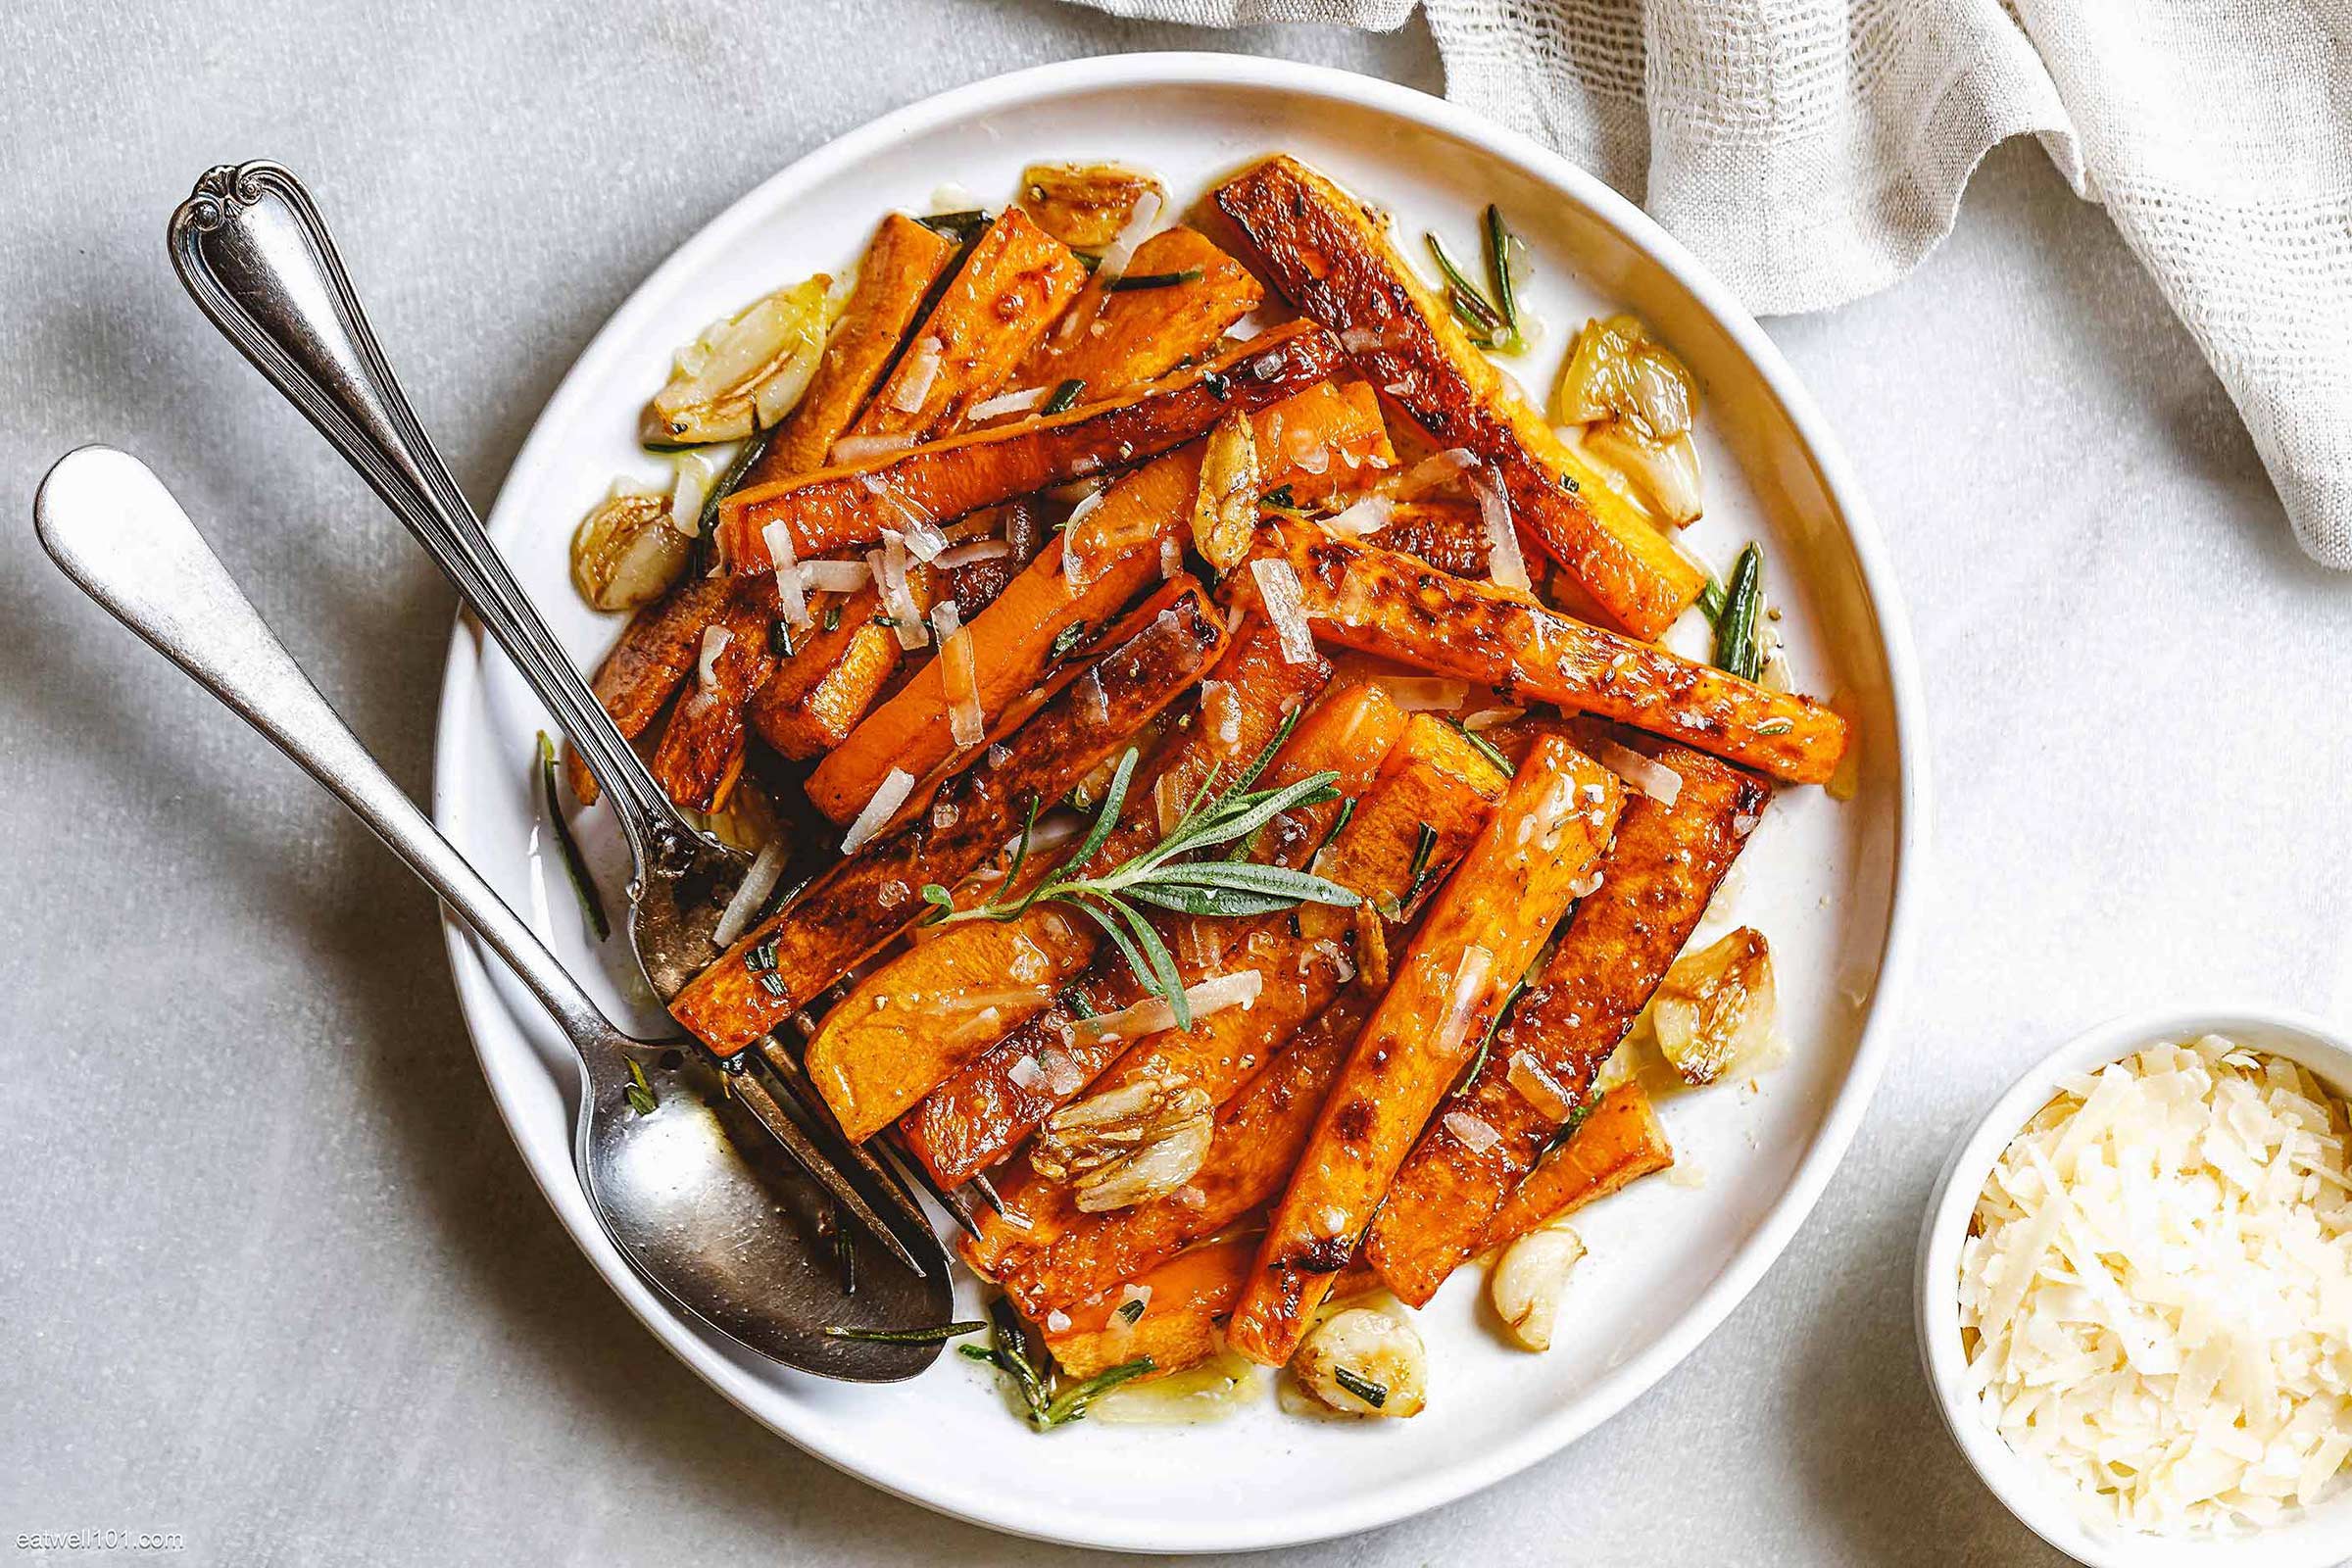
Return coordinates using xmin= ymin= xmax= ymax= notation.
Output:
xmin=34 ymin=446 xmax=955 ymax=1380
xmin=160 ymin=161 xmax=964 ymax=1260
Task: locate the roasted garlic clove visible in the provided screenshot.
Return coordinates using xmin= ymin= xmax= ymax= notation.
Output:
xmin=1032 ymin=1069 xmax=1215 ymax=1211
xmin=1581 ymin=417 xmax=1703 ymax=527
xmin=1489 ymin=1219 xmax=1585 ymax=1351
xmin=643 ymin=275 xmax=836 ymax=446
xmin=1019 ymin=163 xmax=1167 ymax=251
xmin=1190 ymin=411 xmax=1261 ymax=572
xmin=569 ymin=481 xmax=691 ymax=611
xmin=1653 ymin=925 xmax=1776 ymax=1087
xmin=1072 ymin=1118 xmax=1212 ymax=1212
xmin=1293 ymin=1308 xmax=1428 ymax=1418
xmin=1554 ymin=314 xmax=1695 ymax=441
xmin=1553 ymin=314 xmax=1704 ymax=525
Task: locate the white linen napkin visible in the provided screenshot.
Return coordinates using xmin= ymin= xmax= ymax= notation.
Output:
xmin=1074 ymin=0 xmax=2352 ymax=569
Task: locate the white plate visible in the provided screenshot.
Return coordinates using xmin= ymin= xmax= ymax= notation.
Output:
xmin=431 ymin=53 xmax=1928 ymax=1553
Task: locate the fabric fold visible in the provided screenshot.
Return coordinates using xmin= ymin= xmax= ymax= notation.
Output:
xmin=1064 ymin=0 xmax=2352 ymax=568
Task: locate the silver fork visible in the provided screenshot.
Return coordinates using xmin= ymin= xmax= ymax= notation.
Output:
xmin=162 ymin=161 xmax=965 ymax=1262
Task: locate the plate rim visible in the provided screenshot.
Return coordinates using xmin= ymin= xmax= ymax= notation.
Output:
xmin=429 ymin=50 xmax=1931 ymax=1553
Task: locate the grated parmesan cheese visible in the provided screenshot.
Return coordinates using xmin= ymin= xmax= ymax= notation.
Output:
xmin=1249 ymin=558 xmax=1316 ymax=664
xmin=839 ymin=767 xmax=915 ymax=854
xmin=1959 ymin=1035 xmax=2352 ymax=1536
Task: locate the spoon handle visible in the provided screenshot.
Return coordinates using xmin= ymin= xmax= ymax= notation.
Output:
xmin=34 ymin=446 xmax=633 ymax=1062
xmin=164 ymin=160 xmax=700 ymax=874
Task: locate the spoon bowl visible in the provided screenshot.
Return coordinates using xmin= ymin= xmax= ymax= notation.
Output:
xmin=35 ymin=445 xmax=953 ymax=1380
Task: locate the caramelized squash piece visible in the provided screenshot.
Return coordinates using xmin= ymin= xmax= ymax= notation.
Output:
xmin=564 ymin=572 xmax=734 ymax=805
xmin=747 ymin=213 xmax=957 ymax=485
xmin=1484 ymin=1082 xmax=1675 ymax=1250
xmin=1248 ymin=522 xmax=1848 ymax=785
xmin=1213 ymin=155 xmax=1705 ymax=637
xmin=1041 ymin=1236 xmax=1256 ymax=1381
xmin=845 ymin=206 xmax=1085 ymax=444
xmin=648 ymin=573 xmax=779 ymax=811
xmin=1011 ymin=227 xmax=1264 ymax=397
xmin=1224 ymin=736 xmax=1624 ymax=1366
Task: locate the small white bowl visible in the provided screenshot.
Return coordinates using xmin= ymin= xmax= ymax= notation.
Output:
xmin=1916 ymin=1004 xmax=2352 ymax=1568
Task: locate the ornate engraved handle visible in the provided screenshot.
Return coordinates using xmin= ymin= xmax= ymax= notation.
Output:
xmin=167 ymin=161 xmax=706 ymax=878
xmin=34 ymin=445 xmax=636 ymax=1062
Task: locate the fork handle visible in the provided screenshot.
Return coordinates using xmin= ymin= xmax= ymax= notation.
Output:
xmin=34 ymin=446 xmax=635 ymax=1064
xmin=164 ymin=160 xmax=700 ymax=877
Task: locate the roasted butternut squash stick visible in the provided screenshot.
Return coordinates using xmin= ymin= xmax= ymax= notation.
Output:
xmin=1327 ymin=1079 xmax=1674 ymax=1299
xmin=745 ymin=584 xmax=895 ymax=759
xmin=1365 ymin=741 xmax=1767 ymax=1303
xmin=898 ymin=684 xmax=1408 ymax=1187
xmin=807 ymin=615 xmax=1329 ymax=1142
xmin=804 ymin=377 xmax=1393 ymax=824
xmin=1250 ymin=522 xmax=1848 ymax=785
xmin=1484 ymin=1082 xmax=1675 ymax=1250
xmin=667 ymin=584 xmax=1230 ymax=1056
xmin=996 ymin=989 xmax=1371 ymax=1318
xmin=563 ymin=573 xmax=733 ymax=805
xmin=1010 ymin=226 xmax=1264 ymax=397
xmin=963 ymin=710 xmax=1505 ymax=1279
xmin=1224 ymin=734 xmax=1625 ymax=1366
xmin=647 ymin=573 xmax=780 ymax=811
xmin=1212 ymin=155 xmax=1705 ymax=638
xmin=845 ymin=206 xmax=1085 ymax=444
xmin=747 ymin=213 xmax=957 ymax=487
xmin=714 ymin=324 xmax=1344 ymax=569
xmin=1367 ymin=498 xmax=1490 ymax=577
xmin=1042 ymin=1235 xmax=1258 ymax=1381
xmin=936 ymin=506 xmax=1030 ymax=618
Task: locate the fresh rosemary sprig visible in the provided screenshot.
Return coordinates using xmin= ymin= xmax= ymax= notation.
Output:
xmin=1714 ymin=543 xmax=1764 ymax=680
xmin=918 ymin=721 xmax=1360 ymax=1028
xmin=1106 ymin=268 xmax=1204 ymax=292
xmin=1037 ymin=1357 xmax=1156 ymax=1426
xmin=1332 ymin=1364 xmax=1390 ymax=1409
xmin=1696 ymin=575 xmax=1729 ymax=623
xmin=534 ymin=732 xmax=610 ymax=941
xmin=917 ymin=209 xmax=992 ymax=243
xmin=622 ymin=1056 xmax=658 ymax=1116
xmin=958 ymin=1298 xmax=1154 ymax=1429
xmin=1446 ymin=715 xmax=1511 ymax=776
xmin=1375 ymin=823 xmax=1442 ymax=921
xmin=825 ymin=1319 xmax=988 ymax=1345
xmin=1483 ymin=203 xmax=1526 ymax=350
xmin=1426 ymin=205 xmax=1528 ymax=354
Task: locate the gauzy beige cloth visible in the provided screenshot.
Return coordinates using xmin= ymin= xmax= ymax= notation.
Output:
xmin=1076 ymin=0 xmax=2352 ymax=568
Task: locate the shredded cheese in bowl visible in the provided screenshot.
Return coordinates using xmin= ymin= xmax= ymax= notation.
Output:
xmin=1959 ymin=1035 xmax=2352 ymax=1536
